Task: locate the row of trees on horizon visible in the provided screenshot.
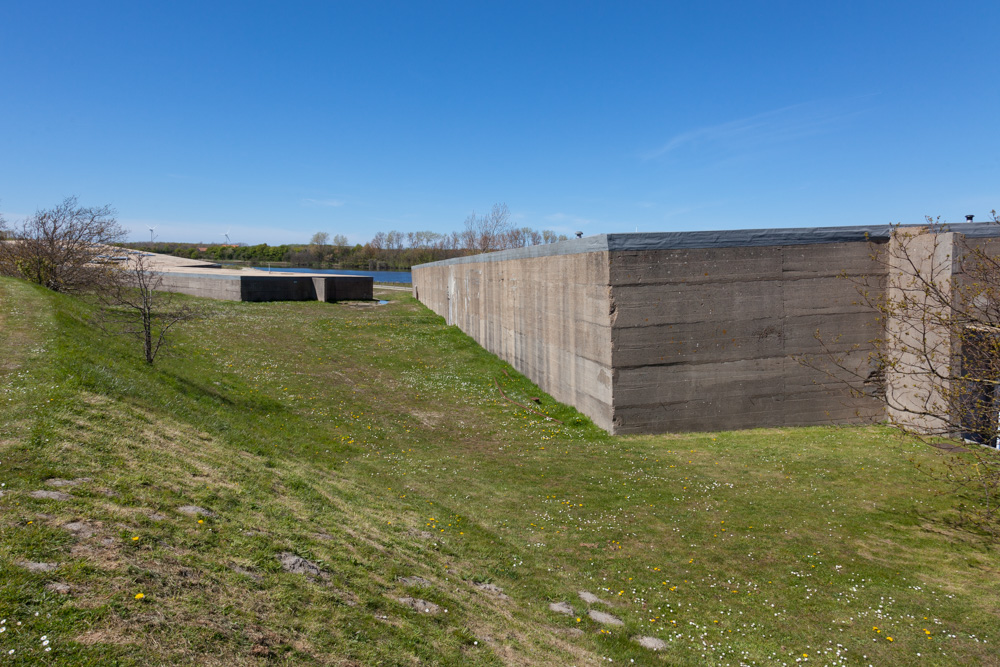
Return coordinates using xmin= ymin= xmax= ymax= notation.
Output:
xmin=126 ymin=203 xmax=572 ymax=270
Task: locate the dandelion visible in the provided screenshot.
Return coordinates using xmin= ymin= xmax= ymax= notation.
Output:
xmin=135 ymin=593 xmax=145 ymax=600
xmin=132 ymin=536 xmax=140 ymax=541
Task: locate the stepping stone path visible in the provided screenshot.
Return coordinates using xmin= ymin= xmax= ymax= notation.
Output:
xmin=473 ymin=582 xmax=510 ymax=600
xmin=549 ymin=601 xmax=575 ymax=615
xmin=45 ymin=478 xmax=91 ymax=487
xmin=398 ymin=576 xmax=433 ymax=586
xmin=18 ymin=561 xmax=58 ymax=572
xmin=277 ymin=552 xmax=323 ymax=578
xmin=588 ymin=609 xmax=624 ymax=626
xmin=62 ymin=521 xmax=95 ymax=538
xmin=148 ymin=513 xmax=167 ymax=521
xmin=29 ymin=490 xmax=72 ymax=501
xmin=397 ymin=597 xmax=440 ymax=614
xmin=633 ymin=635 xmax=667 ymax=651
xmin=578 ymin=590 xmax=607 ymax=605
xmin=45 ymin=582 xmax=71 ymax=595
xmin=177 ymin=505 xmax=215 ymax=517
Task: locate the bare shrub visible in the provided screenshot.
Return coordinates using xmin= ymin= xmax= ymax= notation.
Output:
xmin=0 ymin=196 xmax=125 ymax=292
xmin=97 ymin=251 xmax=193 ymax=364
xmin=814 ymin=215 xmax=1000 ymax=534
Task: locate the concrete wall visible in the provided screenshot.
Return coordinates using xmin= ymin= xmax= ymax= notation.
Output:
xmin=154 ymin=272 xmax=374 ymax=303
xmin=157 ymin=273 xmax=244 ymax=301
xmin=313 ymin=276 xmax=373 ymax=302
xmin=413 ymin=224 xmax=1000 ymax=435
xmin=413 ymin=250 xmax=615 ymax=431
xmin=883 ymin=231 xmax=957 ymax=433
xmin=883 ymin=231 xmax=1000 ymax=437
xmin=608 ymin=243 xmax=885 ymax=433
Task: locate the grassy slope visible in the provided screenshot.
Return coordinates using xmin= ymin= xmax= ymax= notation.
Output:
xmin=0 ymin=276 xmax=998 ymax=666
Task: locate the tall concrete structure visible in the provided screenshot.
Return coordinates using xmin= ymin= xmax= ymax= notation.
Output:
xmin=412 ymin=224 xmax=1000 ymax=435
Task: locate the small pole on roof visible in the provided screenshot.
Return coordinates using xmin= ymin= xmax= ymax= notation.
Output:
xmin=966 ymin=214 xmax=975 ymax=222
xmin=575 ymin=231 xmax=583 ymax=238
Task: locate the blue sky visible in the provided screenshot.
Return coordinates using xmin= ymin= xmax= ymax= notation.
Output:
xmin=2 ymin=1 xmax=998 ymax=245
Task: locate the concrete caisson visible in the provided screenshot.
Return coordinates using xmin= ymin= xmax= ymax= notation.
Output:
xmin=413 ymin=224 xmax=1000 ymax=435
xmin=130 ymin=253 xmax=374 ymax=303
xmin=155 ymin=271 xmax=374 ymax=303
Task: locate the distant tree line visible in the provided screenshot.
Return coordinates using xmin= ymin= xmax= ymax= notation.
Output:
xmin=127 ymin=203 xmax=569 ymax=270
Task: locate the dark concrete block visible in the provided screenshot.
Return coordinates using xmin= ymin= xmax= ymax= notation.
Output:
xmin=313 ymin=276 xmax=373 ymax=301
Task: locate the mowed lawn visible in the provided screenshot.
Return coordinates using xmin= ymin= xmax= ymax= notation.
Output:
xmin=1 ymin=276 xmax=998 ymax=666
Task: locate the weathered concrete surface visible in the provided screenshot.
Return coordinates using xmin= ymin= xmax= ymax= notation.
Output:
xmin=608 ymin=242 xmax=885 ymax=433
xmin=884 ymin=231 xmax=957 ymax=434
xmin=413 ymin=250 xmax=615 ymax=431
xmin=412 ymin=224 xmax=1000 ymax=435
xmin=313 ymin=276 xmax=373 ymax=302
xmin=882 ymin=231 xmax=1000 ymax=437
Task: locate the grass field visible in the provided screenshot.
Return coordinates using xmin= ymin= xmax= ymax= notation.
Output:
xmin=1 ymin=276 xmax=998 ymax=665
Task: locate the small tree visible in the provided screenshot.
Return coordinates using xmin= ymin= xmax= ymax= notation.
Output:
xmin=98 ymin=251 xmax=193 ymax=364
xmin=0 ymin=197 xmax=125 ymax=292
xmin=815 ymin=216 xmax=1000 ymax=534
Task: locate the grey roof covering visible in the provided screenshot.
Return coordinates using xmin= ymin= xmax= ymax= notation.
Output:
xmin=414 ymin=222 xmax=1000 ymax=269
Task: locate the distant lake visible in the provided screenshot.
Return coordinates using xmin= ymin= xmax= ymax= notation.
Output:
xmin=254 ymin=266 xmax=412 ymax=284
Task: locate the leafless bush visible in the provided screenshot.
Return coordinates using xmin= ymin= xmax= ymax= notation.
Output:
xmin=96 ymin=251 xmax=193 ymax=364
xmin=0 ymin=196 xmax=125 ymax=292
xmin=813 ymin=215 xmax=1000 ymax=534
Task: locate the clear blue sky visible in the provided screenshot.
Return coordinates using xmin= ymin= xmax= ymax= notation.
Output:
xmin=2 ymin=1 xmax=998 ymax=245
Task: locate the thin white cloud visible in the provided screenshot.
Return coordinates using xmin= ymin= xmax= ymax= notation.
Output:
xmin=301 ymin=198 xmax=345 ymax=208
xmin=645 ymin=98 xmax=872 ymax=160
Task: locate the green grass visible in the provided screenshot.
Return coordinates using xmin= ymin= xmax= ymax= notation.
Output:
xmin=1 ymin=276 xmax=999 ymax=665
